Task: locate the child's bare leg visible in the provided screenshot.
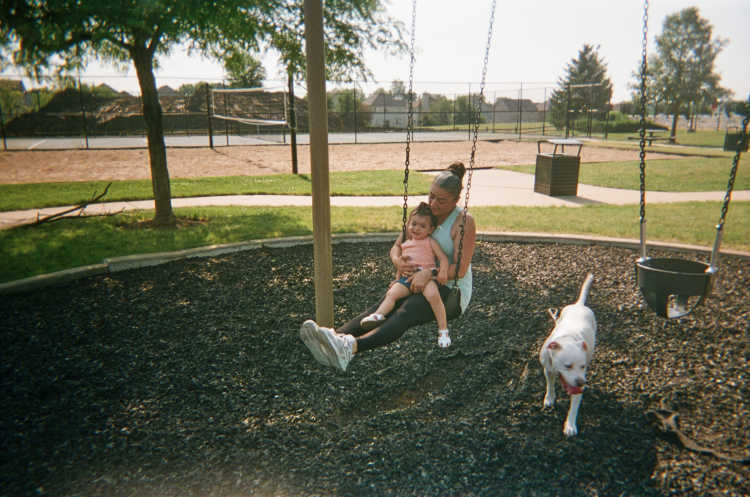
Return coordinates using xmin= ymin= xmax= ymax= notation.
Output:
xmin=361 ymin=282 xmax=411 ymax=330
xmin=422 ymin=281 xmax=448 ymax=330
xmin=374 ymin=283 xmax=411 ymax=317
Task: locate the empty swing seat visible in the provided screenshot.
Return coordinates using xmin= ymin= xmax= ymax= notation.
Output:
xmin=635 ymin=257 xmax=715 ymax=318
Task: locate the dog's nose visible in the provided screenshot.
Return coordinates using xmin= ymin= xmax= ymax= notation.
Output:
xmin=575 ymin=378 xmax=586 ymax=387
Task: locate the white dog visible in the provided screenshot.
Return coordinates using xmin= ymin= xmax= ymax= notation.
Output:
xmin=539 ymin=273 xmax=596 ymax=437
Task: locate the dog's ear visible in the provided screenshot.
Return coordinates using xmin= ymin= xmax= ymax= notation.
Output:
xmin=548 ymin=341 xmax=560 ymax=350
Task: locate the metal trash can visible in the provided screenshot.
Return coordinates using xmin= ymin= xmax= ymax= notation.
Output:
xmin=534 ymin=139 xmax=583 ymax=196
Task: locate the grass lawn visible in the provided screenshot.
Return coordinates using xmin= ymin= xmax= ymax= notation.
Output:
xmin=2 ymin=202 xmax=748 ymax=284
xmin=0 ymin=170 xmax=434 ymax=212
xmin=602 ymin=129 xmax=732 ymax=148
xmin=500 ymin=157 xmax=749 ymax=191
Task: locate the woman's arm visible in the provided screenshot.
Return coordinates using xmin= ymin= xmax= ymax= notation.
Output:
xmin=449 ymin=212 xmax=477 ymax=280
xmin=429 ymin=238 xmax=450 ymax=285
xmin=390 ymin=232 xmax=416 ymax=276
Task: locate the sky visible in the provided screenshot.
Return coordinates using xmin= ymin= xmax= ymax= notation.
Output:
xmin=3 ymin=0 xmax=749 ymax=104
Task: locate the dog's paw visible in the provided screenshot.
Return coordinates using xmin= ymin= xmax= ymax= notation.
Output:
xmin=563 ymin=421 xmax=578 ymax=437
xmin=543 ymin=394 xmax=555 ymax=408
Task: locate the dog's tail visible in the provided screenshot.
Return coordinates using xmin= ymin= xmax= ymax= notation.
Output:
xmin=576 ymin=273 xmax=594 ymax=305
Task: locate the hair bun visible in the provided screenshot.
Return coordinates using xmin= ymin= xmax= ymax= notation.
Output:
xmin=448 ymin=161 xmax=466 ymax=180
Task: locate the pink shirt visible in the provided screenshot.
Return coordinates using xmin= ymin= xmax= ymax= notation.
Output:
xmin=401 ymin=237 xmax=436 ymax=270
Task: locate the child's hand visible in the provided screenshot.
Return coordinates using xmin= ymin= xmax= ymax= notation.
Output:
xmin=437 ymin=266 xmax=448 ymax=285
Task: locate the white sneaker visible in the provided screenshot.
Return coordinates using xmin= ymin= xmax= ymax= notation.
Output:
xmin=317 ymin=327 xmax=356 ymax=372
xmin=299 ymin=320 xmax=334 ymax=367
xmin=438 ymin=329 xmax=452 ymax=348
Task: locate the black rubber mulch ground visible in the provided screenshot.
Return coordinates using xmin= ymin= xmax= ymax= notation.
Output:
xmin=1 ymin=241 xmax=748 ymax=497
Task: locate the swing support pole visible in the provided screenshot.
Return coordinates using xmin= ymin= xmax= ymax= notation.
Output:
xmin=304 ymin=0 xmax=334 ymax=327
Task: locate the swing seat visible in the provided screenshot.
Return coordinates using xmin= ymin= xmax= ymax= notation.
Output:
xmin=635 ymin=257 xmax=715 ymax=318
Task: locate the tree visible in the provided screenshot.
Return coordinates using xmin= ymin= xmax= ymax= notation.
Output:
xmin=258 ymin=1 xmax=406 ymax=173
xmin=421 ymin=94 xmax=453 ymax=126
xmin=328 ymin=88 xmax=370 ymax=131
xmin=222 ymin=49 xmax=266 ymax=88
xmin=0 ymin=80 xmax=26 ymax=120
xmin=390 ymin=80 xmax=406 ymax=98
xmin=549 ymin=44 xmax=613 ymax=132
xmin=646 ymin=7 xmax=728 ymax=138
xmin=725 ymin=99 xmax=750 ymax=118
xmin=1 ymin=0 xmax=274 ymax=227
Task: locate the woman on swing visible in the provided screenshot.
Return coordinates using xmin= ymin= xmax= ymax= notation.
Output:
xmin=299 ymin=161 xmax=477 ymax=372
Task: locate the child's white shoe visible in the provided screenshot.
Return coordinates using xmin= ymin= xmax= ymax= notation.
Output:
xmin=438 ymin=329 xmax=451 ymax=348
xmin=360 ymin=313 xmax=385 ymax=331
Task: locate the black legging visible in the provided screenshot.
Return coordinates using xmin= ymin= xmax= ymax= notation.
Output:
xmin=337 ymin=284 xmax=460 ymax=353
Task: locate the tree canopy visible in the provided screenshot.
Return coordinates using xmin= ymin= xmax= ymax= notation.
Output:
xmin=1 ymin=0 xmax=405 ymax=226
xmin=548 ymin=44 xmax=613 ymax=132
xmin=645 ymin=7 xmax=728 ymax=137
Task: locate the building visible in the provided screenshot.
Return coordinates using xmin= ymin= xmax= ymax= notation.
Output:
xmin=363 ymin=90 xmax=410 ymax=128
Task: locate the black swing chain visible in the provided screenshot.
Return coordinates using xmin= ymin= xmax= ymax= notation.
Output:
xmin=638 ymin=0 xmax=649 ymax=224
xmin=717 ymin=112 xmax=749 ymax=231
xmin=401 ymin=0 xmax=418 ymax=240
xmin=454 ymin=0 xmax=497 ymax=287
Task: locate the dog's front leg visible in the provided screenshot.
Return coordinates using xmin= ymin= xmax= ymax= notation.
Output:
xmin=543 ymin=366 xmax=556 ymax=408
xmin=563 ymin=394 xmax=583 ymax=436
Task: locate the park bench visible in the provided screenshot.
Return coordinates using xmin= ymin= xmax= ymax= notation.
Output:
xmin=628 ymin=129 xmax=675 ymax=146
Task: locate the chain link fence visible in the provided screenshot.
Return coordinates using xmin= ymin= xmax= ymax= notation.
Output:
xmin=0 ymin=77 xmax=657 ymax=149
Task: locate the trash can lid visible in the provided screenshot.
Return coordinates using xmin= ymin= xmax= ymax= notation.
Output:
xmin=537 ymin=139 xmax=583 ymax=157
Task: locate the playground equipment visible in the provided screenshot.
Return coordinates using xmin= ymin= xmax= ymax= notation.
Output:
xmin=399 ymin=0 xmax=496 ymax=317
xmin=634 ymin=0 xmax=748 ymax=318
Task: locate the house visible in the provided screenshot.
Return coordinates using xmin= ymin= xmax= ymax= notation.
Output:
xmin=0 ymin=79 xmax=26 ymax=92
xmin=157 ymin=85 xmax=179 ymax=97
xmin=488 ymin=97 xmax=541 ymax=123
xmin=363 ymin=90 xmax=410 ymax=128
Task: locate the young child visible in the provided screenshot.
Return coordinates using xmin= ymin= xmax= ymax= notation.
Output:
xmin=360 ymin=202 xmax=452 ymax=348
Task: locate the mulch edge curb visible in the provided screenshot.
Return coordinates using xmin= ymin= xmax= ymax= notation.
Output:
xmin=1 ymin=231 xmax=748 ymax=296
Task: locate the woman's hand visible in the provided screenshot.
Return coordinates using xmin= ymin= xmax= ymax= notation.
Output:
xmin=437 ymin=266 xmax=449 ymax=285
xmin=408 ymin=268 xmax=432 ymax=293
xmin=395 ymin=254 xmax=418 ymax=277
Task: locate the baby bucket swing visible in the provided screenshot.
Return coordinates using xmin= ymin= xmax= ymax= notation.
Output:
xmin=399 ymin=0 xmax=497 ymax=318
xmin=634 ymin=0 xmax=748 ymax=319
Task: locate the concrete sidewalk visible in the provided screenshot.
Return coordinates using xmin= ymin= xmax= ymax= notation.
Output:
xmin=2 ymin=169 xmax=749 ymax=229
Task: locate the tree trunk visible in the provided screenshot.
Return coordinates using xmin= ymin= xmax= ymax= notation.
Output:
xmin=132 ymin=46 xmax=176 ymax=227
xmin=670 ymin=101 xmax=680 ymax=139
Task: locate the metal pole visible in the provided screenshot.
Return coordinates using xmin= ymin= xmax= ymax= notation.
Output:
xmin=222 ymin=82 xmax=229 ymax=146
xmin=565 ymin=83 xmax=571 ymax=139
xmin=517 ymin=82 xmax=523 ymax=141
xmin=78 ymin=75 xmax=90 ymax=149
xmin=468 ymin=83 xmax=472 ymax=140
xmin=304 ymin=0 xmax=334 ymax=327
xmin=0 ymin=102 xmax=7 ymax=151
xmin=353 ymin=81 xmax=358 ymax=144
xmin=542 ymin=87 xmax=547 ymax=136
xmin=492 ymin=91 xmax=496 ymax=133
xmin=206 ymin=86 xmax=214 ymax=149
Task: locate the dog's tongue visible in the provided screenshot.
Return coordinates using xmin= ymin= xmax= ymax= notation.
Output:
xmin=559 ymin=375 xmax=583 ymax=395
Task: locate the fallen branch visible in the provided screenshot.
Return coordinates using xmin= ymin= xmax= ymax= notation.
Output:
xmin=31 ymin=182 xmax=114 ymax=227
xmin=648 ymin=409 xmax=750 ymax=463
